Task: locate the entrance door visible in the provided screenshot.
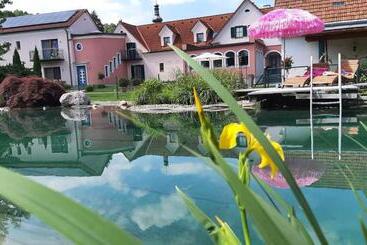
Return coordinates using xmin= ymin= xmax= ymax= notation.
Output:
xmin=265 ymin=52 xmax=282 ymax=84
xmin=131 ymin=65 xmax=145 ymax=82
xmin=76 ymin=65 xmax=87 ymax=89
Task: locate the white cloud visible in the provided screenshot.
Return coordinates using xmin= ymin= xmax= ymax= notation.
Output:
xmin=131 ymin=193 xmax=188 ymax=231
xmin=30 ymin=153 xmax=131 ymax=192
xmin=165 ymin=162 xmax=211 ymax=176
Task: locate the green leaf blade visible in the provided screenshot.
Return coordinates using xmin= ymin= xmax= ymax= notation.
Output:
xmin=0 ymin=167 xmax=140 ymax=245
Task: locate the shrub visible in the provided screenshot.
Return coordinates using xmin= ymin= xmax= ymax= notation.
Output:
xmin=97 ymin=73 xmax=105 ymax=80
xmin=134 ymin=70 xmax=241 ymax=105
xmin=96 ymin=84 xmax=106 ymax=89
xmin=0 ymin=94 xmax=4 ymax=107
xmin=136 ymin=79 xmax=164 ymax=105
xmin=131 ymin=79 xmax=142 ymax=86
xmin=85 ymin=85 xmax=94 ymax=92
xmin=0 ymin=64 xmax=35 ymax=83
xmin=119 ymin=78 xmax=130 ymax=88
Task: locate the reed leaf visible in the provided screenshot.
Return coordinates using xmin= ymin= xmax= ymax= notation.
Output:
xmin=0 ymin=167 xmax=140 ymax=245
xmin=170 ymin=45 xmax=327 ymax=244
xmin=176 ymin=187 xmax=241 ymax=245
xmin=361 ymin=221 xmax=367 ymax=241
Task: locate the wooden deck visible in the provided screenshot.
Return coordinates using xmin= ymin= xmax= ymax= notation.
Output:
xmin=235 ymin=84 xmax=363 ymax=108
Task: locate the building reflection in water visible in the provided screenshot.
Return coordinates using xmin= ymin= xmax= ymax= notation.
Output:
xmin=0 ymin=107 xmax=366 ymax=190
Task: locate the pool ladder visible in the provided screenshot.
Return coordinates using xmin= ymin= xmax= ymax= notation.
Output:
xmin=309 ymin=53 xmax=343 ymax=160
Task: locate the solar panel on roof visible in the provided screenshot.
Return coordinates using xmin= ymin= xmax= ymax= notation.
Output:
xmin=2 ymin=10 xmax=78 ymax=29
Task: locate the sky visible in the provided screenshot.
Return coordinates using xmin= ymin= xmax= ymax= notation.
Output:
xmin=4 ymin=0 xmax=274 ymax=25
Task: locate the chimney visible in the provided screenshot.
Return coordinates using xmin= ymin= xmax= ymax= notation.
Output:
xmin=153 ymin=3 xmax=163 ymax=23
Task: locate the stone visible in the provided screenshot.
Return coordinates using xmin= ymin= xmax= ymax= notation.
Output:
xmin=61 ymin=108 xmax=89 ymax=121
xmin=0 ymin=107 xmax=9 ymax=113
xmin=59 ymin=91 xmax=91 ymax=107
xmin=119 ymin=100 xmax=133 ymax=110
xmin=0 ymin=75 xmax=66 ymax=108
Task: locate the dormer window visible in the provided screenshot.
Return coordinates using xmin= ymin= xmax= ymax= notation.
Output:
xmin=231 ymin=26 xmax=247 ymax=39
xmin=163 ymin=36 xmax=171 ymax=46
xmin=196 ymin=33 xmax=204 ymax=43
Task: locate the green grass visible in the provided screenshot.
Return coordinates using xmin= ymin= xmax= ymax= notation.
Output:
xmin=87 ymin=90 xmax=138 ymax=102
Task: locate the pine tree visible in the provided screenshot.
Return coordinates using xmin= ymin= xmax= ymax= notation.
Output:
xmin=90 ymin=11 xmax=104 ymax=32
xmin=12 ymin=49 xmax=22 ymax=69
xmin=33 ymin=47 xmax=42 ymax=77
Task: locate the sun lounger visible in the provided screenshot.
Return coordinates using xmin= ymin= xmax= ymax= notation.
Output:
xmin=312 ymin=59 xmax=359 ymax=86
xmin=283 ymin=76 xmax=310 ymax=87
xmin=283 ymin=64 xmax=328 ymax=88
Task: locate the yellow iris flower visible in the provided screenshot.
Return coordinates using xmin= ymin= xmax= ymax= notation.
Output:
xmin=219 ymin=123 xmax=285 ymax=178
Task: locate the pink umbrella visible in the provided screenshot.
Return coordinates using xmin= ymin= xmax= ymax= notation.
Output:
xmin=252 ymin=158 xmax=325 ymax=189
xmin=249 ymin=9 xmax=325 ymax=39
xmin=249 ymin=9 xmax=324 ymax=84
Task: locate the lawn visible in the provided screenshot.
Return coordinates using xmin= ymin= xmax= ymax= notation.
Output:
xmin=85 ymin=85 xmax=139 ymax=102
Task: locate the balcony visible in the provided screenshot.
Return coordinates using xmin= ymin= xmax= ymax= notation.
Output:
xmin=122 ymin=49 xmax=142 ymax=61
xmin=30 ymin=48 xmax=65 ymax=62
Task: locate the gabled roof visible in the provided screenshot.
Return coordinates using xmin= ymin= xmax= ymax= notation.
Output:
xmin=119 ymin=13 xmax=233 ymax=52
xmin=119 ymin=21 xmax=149 ymax=50
xmin=0 ymin=9 xmax=89 ymax=34
xmin=275 ymin=0 xmax=367 ymax=23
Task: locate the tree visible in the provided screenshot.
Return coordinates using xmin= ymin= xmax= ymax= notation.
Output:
xmin=0 ymin=9 xmax=29 ymax=19
xmin=0 ymin=0 xmax=12 ymax=60
xmin=33 ymin=47 xmax=42 ymax=77
xmin=90 ymin=10 xmax=104 ymax=32
xmin=12 ymin=49 xmax=22 ymax=69
xmin=103 ymin=23 xmax=117 ymax=33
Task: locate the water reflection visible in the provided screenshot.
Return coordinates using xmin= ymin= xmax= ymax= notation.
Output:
xmin=0 ymin=107 xmax=365 ymax=244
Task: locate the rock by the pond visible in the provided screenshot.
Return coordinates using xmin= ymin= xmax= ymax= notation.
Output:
xmin=119 ymin=100 xmax=133 ymax=109
xmin=60 ymin=91 xmax=91 ymax=107
xmin=61 ymin=108 xmax=89 ymax=121
xmin=0 ymin=75 xmax=66 ymax=108
xmin=0 ymin=107 xmax=9 ymax=113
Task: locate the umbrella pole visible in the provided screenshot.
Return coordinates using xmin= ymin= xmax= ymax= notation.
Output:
xmin=283 ymin=38 xmax=286 ymax=85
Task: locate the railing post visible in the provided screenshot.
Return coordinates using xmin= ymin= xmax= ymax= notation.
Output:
xmin=310 ymin=56 xmax=314 ymax=160
xmin=338 ymin=53 xmax=342 ymax=160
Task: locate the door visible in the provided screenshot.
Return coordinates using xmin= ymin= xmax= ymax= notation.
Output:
xmin=41 ymin=39 xmax=58 ymax=59
xmin=131 ymin=65 xmax=145 ymax=82
xmin=265 ymin=52 xmax=282 ymax=84
xmin=76 ymin=65 xmax=87 ymax=89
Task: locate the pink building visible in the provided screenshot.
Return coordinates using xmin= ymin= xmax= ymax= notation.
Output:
xmin=114 ymin=0 xmax=282 ymax=84
xmin=0 ymin=0 xmax=282 ymax=87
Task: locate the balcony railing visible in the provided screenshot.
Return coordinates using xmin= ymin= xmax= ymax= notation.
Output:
xmin=122 ymin=49 xmax=142 ymax=61
xmin=30 ymin=48 xmax=65 ymax=62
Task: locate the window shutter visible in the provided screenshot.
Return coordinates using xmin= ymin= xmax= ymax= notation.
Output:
xmin=231 ymin=27 xmax=236 ymax=38
xmin=243 ymin=26 xmax=248 ymax=37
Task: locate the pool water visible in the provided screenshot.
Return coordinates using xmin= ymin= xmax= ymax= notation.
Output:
xmin=0 ymin=107 xmax=365 ymax=244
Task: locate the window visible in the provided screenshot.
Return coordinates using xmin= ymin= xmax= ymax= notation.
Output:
xmin=75 ymin=43 xmax=83 ymax=51
xmin=231 ymin=26 xmax=247 ymax=38
xmin=41 ymin=39 xmax=59 ymax=59
xmin=117 ymin=53 xmax=121 ymax=64
xmin=44 ymin=67 xmax=61 ymax=80
xmin=113 ymin=57 xmax=117 ymax=69
xmin=160 ymin=63 xmax=164 ymax=72
xmin=225 ymin=51 xmax=235 ymax=67
xmin=104 ymin=65 xmax=109 ymax=77
xmin=238 ymin=50 xmax=249 ymax=66
xmin=213 ymin=52 xmax=223 ymax=68
xmin=332 ymin=1 xmax=345 ymax=7
xmin=109 ymin=61 xmax=113 ymax=73
xmin=163 ymin=36 xmax=171 ymax=46
xmin=51 ymin=135 xmax=68 ymax=153
xmin=201 ymin=61 xmax=210 ymax=68
xmin=196 ymin=33 xmax=204 ymax=43
xmin=16 ymin=41 xmax=21 ymax=50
